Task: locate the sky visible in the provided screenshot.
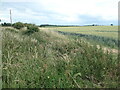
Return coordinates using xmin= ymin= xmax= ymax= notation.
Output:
xmin=0 ymin=0 xmax=119 ymax=25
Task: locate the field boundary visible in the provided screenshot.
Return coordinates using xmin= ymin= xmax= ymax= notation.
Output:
xmin=57 ymin=31 xmax=119 ymax=46
xmin=56 ymin=31 xmax=118 ymax=54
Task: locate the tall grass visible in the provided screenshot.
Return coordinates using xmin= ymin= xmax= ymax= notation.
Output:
xmin=2 ymin=28 xmax=120 ymax=88
xmin=0 ymin=27 xmax=2 ymax=89
xmin=57 ymin=31 xmax=119 ymax=49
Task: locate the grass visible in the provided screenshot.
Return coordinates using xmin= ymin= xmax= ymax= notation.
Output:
xmin=0 ymin=26 xmax=2 ymax=89
xmin=42 ymin=26 xmax=118 ymax=49
xmin=56 ymin=31 xmax=118 ymax=49
xmin=43 ymin=26 xmax=118 ymax=39
xmin=2 ymin=27 xmax=120 ymax=88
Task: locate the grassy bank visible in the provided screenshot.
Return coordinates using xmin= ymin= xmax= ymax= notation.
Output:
xmin=2 ymin=27 xmax=120 ymax=88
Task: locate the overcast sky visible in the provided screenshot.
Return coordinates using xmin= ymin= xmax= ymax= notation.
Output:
xmin=0 ymin=0 xmax=119 ymax=25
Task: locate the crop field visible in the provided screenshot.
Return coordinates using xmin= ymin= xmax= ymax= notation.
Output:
xmin=42 ymin=26 xmax=119 ymax=49
xmin=2 ymin=26 xmax=120 ymax=88
xmin=1 ymin=0 xmax=119 ymax=88
xmin=43 ymin=26 xmax=118 ymax=39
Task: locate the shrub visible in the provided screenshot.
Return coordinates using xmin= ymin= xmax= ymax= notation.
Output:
xmin=13 ymin=22 xmax=24 ymax=29
xmin=24 ymin=24 xmax=39 ymax=35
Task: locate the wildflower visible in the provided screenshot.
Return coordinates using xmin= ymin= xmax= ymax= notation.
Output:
xmin=47 ymin=76 xmax=50 ymax=79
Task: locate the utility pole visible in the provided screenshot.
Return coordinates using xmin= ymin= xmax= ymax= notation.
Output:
xmin=10 ymin=9 xmax=12 ymax=26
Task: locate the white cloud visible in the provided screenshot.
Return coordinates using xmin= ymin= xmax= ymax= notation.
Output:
xmin=0 ymin=8 xmax=48 ymax=23
xmin=2 ymin=0 xmax=35 ymax=2
xmin=1 ymin=0 xmax=119 ymax=24
xmin=36 ymin=0 xmax=118 ymax=21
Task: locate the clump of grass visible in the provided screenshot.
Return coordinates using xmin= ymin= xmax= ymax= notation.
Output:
xmin=2 ymin=28 xmax=120 ymax=88
xmin=5 ymin=28 xmax=19 ymax=33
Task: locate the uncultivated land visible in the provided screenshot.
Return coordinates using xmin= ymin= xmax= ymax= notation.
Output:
xmin=2 ymin=27 xmax=120 ymax=88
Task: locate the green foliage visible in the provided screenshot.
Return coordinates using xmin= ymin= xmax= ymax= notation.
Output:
xmin=13 ymin=22 xmax=24 ymax=29
xmin=1 ymin=22 xmax=11 ymax=26
xmin=24 ymin=24 xmax=39 ymax=35
xmin=27 ymin=24 xmax=39 ymax=32
xmin=2 ymin=27 xmax=119 ymax=88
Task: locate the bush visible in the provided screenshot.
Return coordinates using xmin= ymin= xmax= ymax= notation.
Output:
xmin=24 ymin=24 xmax=39 ymax=35
xmin=13 ymin=22 xmax=24 ymax=29
xmin=1 ymin=22 xmax=11 ymax=26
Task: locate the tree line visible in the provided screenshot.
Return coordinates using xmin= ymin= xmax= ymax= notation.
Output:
xmin=1 ymin=22 xmax=39 ymax=35
xmin=1 ymin=22 xmax=114 ymax=27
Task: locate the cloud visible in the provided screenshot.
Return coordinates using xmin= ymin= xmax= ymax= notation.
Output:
xmin=0 ymin=0 xmax=119 ymax=25
xmin=36 ymin=0 xmax=118 ymax=20
xmin=2 ymin=0 xmax=35 ymax=2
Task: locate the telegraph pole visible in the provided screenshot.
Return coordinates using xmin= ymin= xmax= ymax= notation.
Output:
xmin=10 ymin=10 xmax=12 ymax=26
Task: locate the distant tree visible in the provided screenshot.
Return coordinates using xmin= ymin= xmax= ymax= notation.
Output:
xmin=111 ymin=24 xmax=113 ymax=26
xmin=13 ymin=22 xmax=24 ymax=29
xmin=92 ymin=24 xmax=95 ymax=26
xmin=1 ymin=22 xmax=11 ymax=26
xmin=40 ymin=24 xmax=50 ymax=27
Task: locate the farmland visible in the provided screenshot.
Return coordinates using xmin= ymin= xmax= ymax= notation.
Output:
xmin=2 ymin=25 xmax=120 ymax=88
xmin=43 ymin=26 xmax=118 ymax=39
xmin=42 ymin=26 xmax=118 ymax=49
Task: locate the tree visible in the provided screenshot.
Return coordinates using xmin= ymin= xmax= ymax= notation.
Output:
xmin=13 ymin=22 xmax=24 ymax=29
xmin=111 ymin=24 xmax=113 ymax=26
xmin=1 ymin=22 xmax=11 ymax=26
